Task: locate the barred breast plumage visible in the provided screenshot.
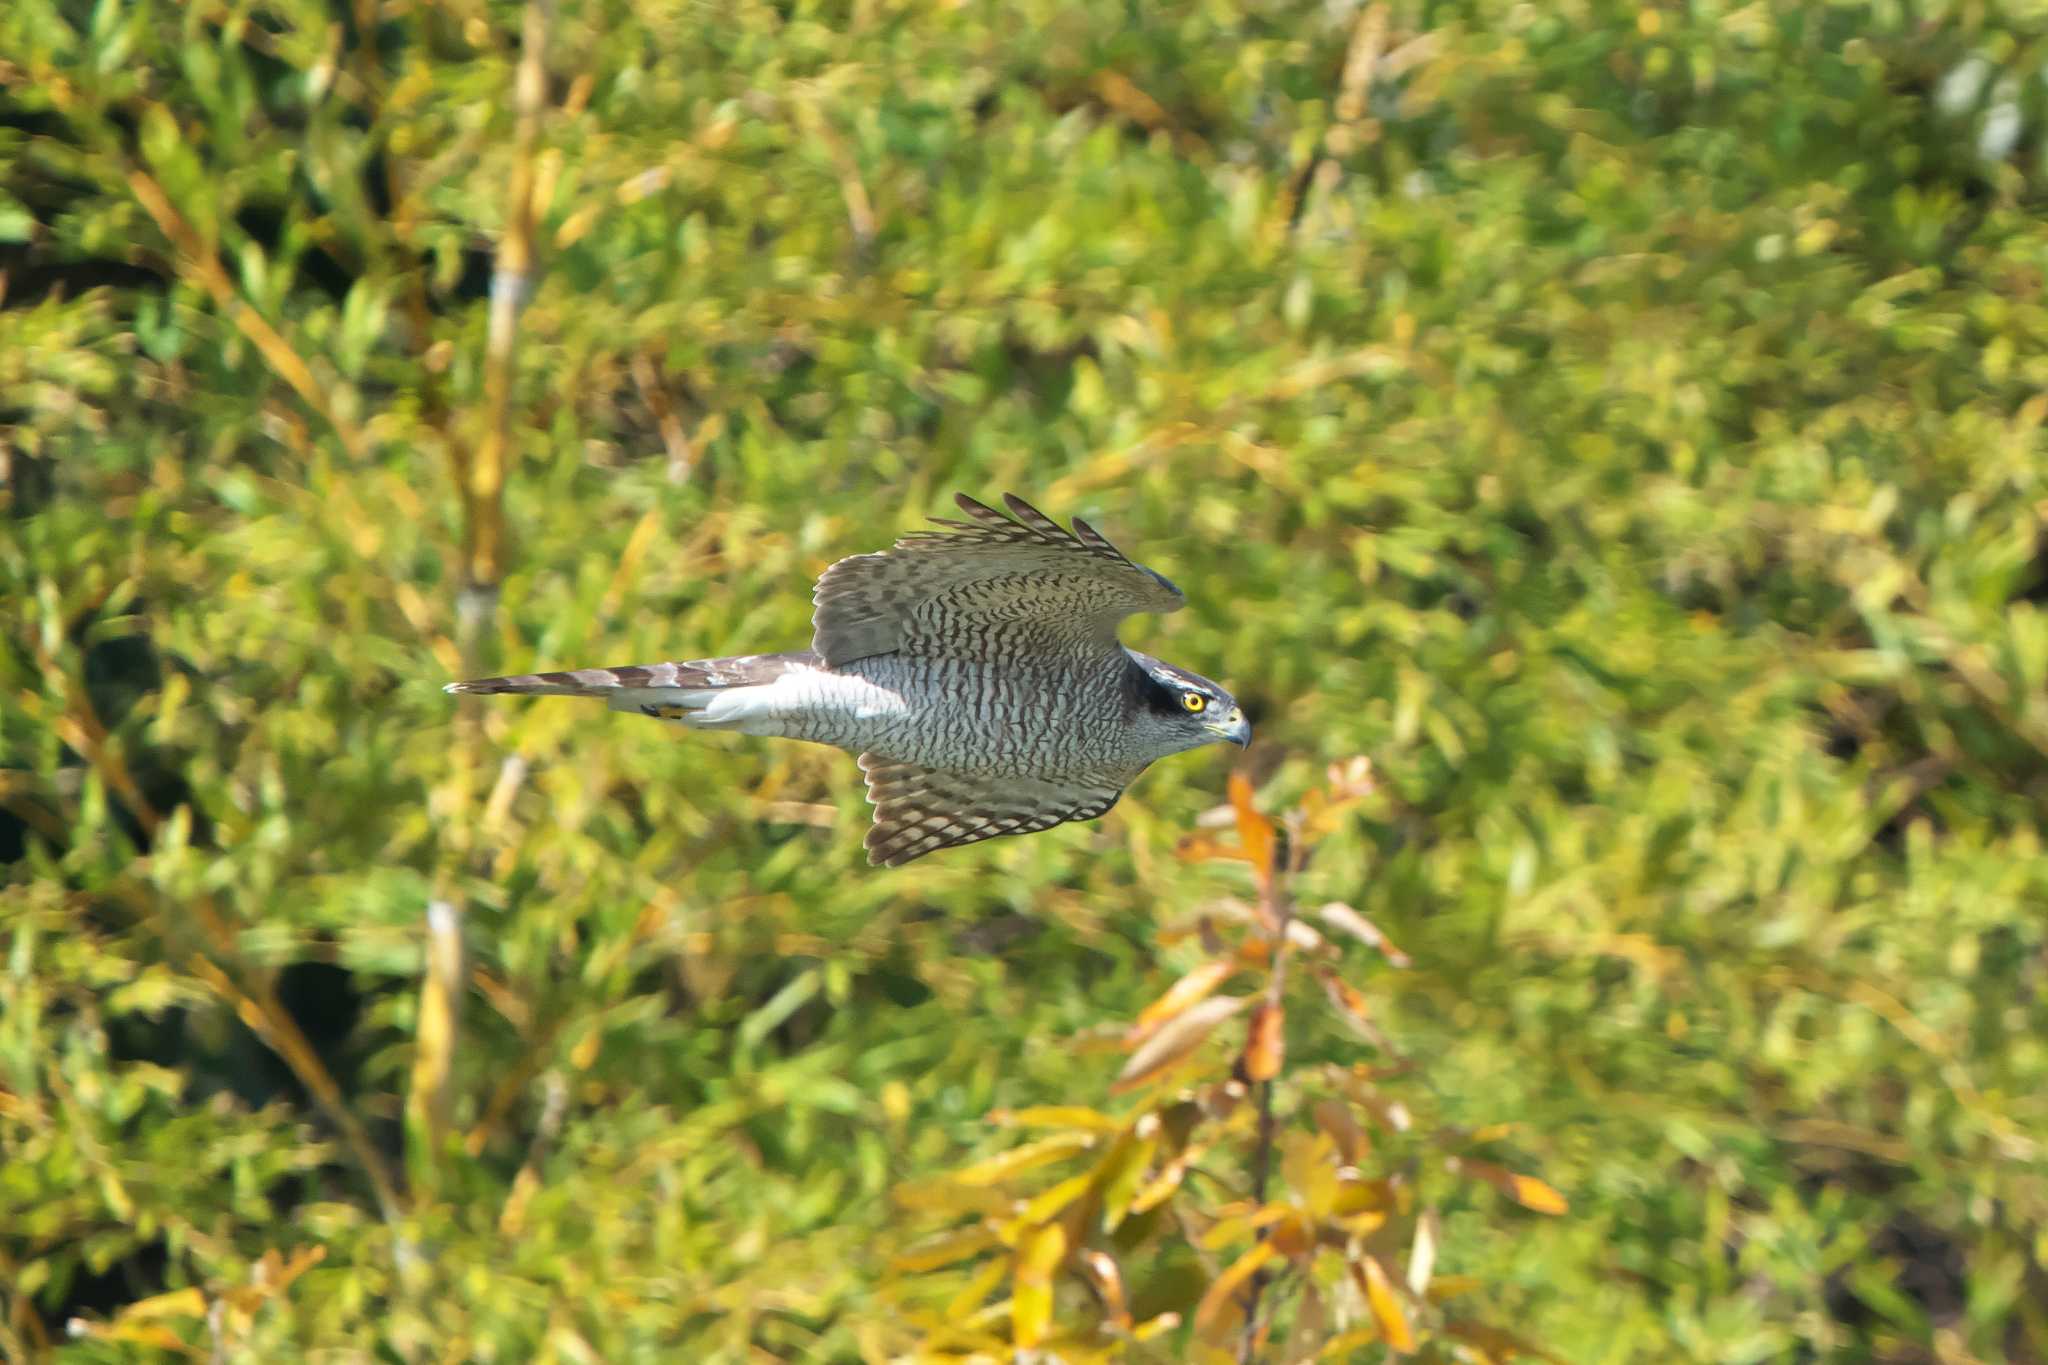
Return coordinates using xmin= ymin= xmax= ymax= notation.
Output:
xmin=448 ymin=493 xmax=1249 ymax=865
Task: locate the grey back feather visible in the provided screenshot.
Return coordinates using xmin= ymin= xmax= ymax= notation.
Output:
xmin=810 ymin=493 xmax=1184 ymax=668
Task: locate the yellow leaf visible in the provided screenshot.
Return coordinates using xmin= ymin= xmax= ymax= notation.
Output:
xmin=1199 ymin=1201 xmax=1293 ymax=1250
xmin=1319 ymin=1329 xmax=1382 ymax=1358
xmin=890 ymin=1177 xmax=1011 ymax=1216
xmin=1242 ymin=1001 xmax=1285 ymax=1082
xmin=1095 ymin=1127 xmax=1159 ymax=1231
xmin=991 ymin=1105 xmax=1124 ymax=1134
xmin=890 ymin=1225 xmax=1001 ymax=1274
xmin=1012 ymin=1221 xmax=1067 ymax=1349
xmin=1455 ymin=1159 xmax=1570 ymax=1215
xmin=113 ymin=1288 xmax=207 ymax=1322
xmin=950 ymin=1131 xmax=1097 ymax=1187
xmin=1192 ymin=1238 xmax=1276 ymax=1337
xmin=1112 ymin=994 xmax=1246 ymax=1093
xmin=1132 ymin=1310 xmax=1184 ymax=1342
xmin=1126 ymin=959 xmax=1237 ymax=1048
xmin=945 ymin=1256 xmax=1009 ymax=1322
xmin=1021 ymin=1170 xmax=1097 ymax=1225
xmin=1330 ymin=1168 xmax=1389 ymax=1217
xmin=1128 ymin=1141 xmax=1209 ymax=1216
xmin=1425 ymin=1274 xmax=1484 ymax=1301
xmin=1356 ymin=1254 xmax=1416 ymax=1353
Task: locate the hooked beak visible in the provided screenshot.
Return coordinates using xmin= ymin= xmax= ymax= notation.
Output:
xmin=1207 ymin=708 xmax=1251 ymax=749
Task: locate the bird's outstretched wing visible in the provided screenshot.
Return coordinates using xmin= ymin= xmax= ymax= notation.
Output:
xmin=811 ymin=493 xmax=1185 ymax=668
xmin=858 ymin=754 xmax=1124 ymax=866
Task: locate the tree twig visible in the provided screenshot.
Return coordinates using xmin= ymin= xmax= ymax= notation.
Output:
xmin=125 ymin=168 xmax=370 ymax=463
xmin=461 ymin=0 xmax=553 ymax=626
xmin=1239 ymin=819 xmax=1299 ymax=1361
xmin=37 ymin=645 xmax=403 ymax=1219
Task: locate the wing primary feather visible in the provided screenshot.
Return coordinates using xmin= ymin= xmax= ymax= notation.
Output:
xmin=999 ymin=493 xmax=1069 ymax=540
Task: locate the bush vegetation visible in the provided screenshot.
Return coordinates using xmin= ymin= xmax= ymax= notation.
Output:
xmin=6 ymin=0 xmax=2048 ymax=1359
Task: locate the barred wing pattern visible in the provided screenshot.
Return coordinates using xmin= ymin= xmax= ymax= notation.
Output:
xmin=859 ymin=754 xmax=1125 ymax=866
xmin=811 ymin=493 xmax=1186 ymax=668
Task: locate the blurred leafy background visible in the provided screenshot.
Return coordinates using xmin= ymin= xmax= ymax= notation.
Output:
xmin=6 ymin=0 xmax=2048 ymax=1359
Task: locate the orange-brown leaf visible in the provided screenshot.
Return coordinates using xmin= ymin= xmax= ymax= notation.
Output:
xmin=1229 ymin=772 xmax=1278 ymax=880
xmin=1455 ymin=1159 xmax=1570 ymax=1215
xmin=1242 ymin=1001 xmax=1285 ymax=1082
xmin=1316 ymin=967 xmax=1392 ymax=1049
xmin=1443 ymin=1319 xmax=1571 ymax=1364
xmin=1268 ymin=1211 xmax=1314 ymax=1259
xmin=1355 ymin=1254 xmax=1417 ymax=1353
xmin=1112 ymin=994 xmax=1246 ymax=1094
xmin=1313 ymin=1098 xmax=1370 ymax=1165
xmin=1300 ymin=757 xmax=1377 ymax=840
xmin=1192 ymin=1238 xmax=1277 ymax=1337
xmin=1082 ymin=1251 xmax=1130 ymax=1331
xmin=1174 ymin=831 xmax=1256 ymax=865
xmin=1126 ymin=959 xmax=1237 ymax=1049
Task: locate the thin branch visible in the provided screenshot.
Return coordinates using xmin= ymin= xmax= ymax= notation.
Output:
xmin=189 ymin=955 xmax=403 ymax=1220
xmin=1283 ymin=2 xmax=1385 ymax=238
xmin=40 ymin=645 xmax=402 ymax=1218
xmin=1239 ymin=820 xmax=1299 ymax=1361
xmin=404 ymin=899 xmax=466 ymax=1196
xmin=461 ymin=0 xmax=554 ymax=614
xmin=125 ymin=169 xmax=369 ymax=463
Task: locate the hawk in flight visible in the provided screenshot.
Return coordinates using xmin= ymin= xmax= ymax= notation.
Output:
xmin=448 ymin=493 xmax=1249 ymax=865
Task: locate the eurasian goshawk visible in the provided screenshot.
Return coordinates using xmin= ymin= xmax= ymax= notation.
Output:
xmin=447 ymin=493 xmax=1248 ymax=865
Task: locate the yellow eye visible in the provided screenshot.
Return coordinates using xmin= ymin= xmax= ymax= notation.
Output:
xmin=1180 ymin=692 xmax=1208 ymax=714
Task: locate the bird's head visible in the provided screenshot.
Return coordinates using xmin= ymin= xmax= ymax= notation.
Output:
xmin=1126 ymin=651 xmax=1250 ymax=756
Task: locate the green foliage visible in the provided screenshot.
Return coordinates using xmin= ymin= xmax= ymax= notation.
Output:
xmin=6 ymin=0 xmax=2048 ymax=1359
xmin=886 ymin=768 xmax=1568 ymax=1360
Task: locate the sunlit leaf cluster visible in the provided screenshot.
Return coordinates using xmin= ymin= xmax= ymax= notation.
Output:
xmin=887 ymin=771 xmax=1569 ymax=1361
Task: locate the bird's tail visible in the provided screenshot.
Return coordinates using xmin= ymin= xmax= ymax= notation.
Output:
xmin=446 ymin=652 xmax=818 ymax=728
